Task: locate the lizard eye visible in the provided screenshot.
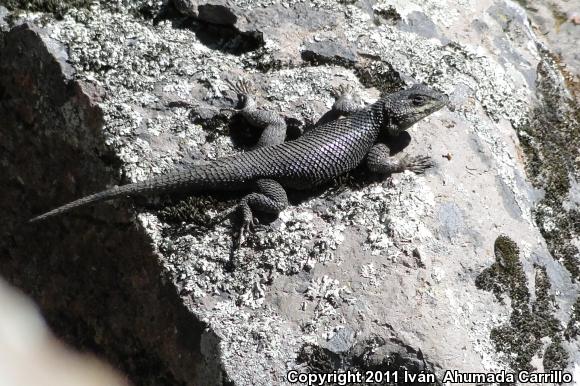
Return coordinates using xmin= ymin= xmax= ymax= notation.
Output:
xmin=410 ymin=94 xmax=428 ymax=106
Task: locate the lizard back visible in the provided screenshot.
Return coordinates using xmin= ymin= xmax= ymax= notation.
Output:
xmin=231 ymin=102 xmax=383 ymax=189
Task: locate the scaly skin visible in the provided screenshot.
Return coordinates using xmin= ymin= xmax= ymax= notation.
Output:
xmin=30 ymin=81 xmax=449 ymax=244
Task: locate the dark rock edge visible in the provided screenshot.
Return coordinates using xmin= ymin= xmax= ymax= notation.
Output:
xmin=0 ymin=22 xmax=221 ymax=386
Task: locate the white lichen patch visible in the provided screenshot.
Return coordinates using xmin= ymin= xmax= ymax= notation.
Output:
xmin=324 ymin=173 xmax=435 ymax=255
xmin=301 ymin=275 xmax=356 ymax=334
xmin=44 ymin=4 xmax=230 ymax=181
xmin=153 ymin=197 xmax=349 ymax=307
xmin=202 ymin=300 xmax=299 ymax=385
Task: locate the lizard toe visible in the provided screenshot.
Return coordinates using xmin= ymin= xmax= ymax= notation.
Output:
xmin=407 ymin=155 xmax=434 ymax=174
xmin=237 ymin=220 xmax=251 ymax=246
xmin=250 ymin=217 xmax=268 ymax=232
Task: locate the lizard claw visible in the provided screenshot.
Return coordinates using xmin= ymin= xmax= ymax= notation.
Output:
xmin=226 ymin=78 xmax=254 ymax=97
xmin=250 ymin=217 xmax=268 ymax=232
xmin=236 ymin=201 xmax=254 ymax=246
xmin=237 ymin=216 xmax=264 ymax=246
xmin=237 ymin=219 xmax=251 ymax=246
xmin=235 ymin=211 xmax=268 ymax=246
xmin=225 ymin=78 xmax=254 ymax=111
xmin=330 ymin=84 xmax=355 ymax=99
xmin=401 ymin=154 xmax=434 ymax=174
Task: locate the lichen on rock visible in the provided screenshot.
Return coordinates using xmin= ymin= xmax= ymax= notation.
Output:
xmin=476 ymin=236 xmax=568 ymax=371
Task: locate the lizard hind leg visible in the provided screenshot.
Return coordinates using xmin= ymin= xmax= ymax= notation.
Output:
xmin=236 ymin=179 xmax=288 ymax=246
xmin=367 ymin=143 xmax=434 ymax=175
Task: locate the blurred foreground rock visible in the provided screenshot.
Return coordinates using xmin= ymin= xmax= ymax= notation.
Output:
xmin=0 ymin=277 xmax=129 ymax=386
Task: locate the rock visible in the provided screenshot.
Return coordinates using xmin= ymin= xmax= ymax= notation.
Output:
xmin=0 ymin=21 xmax=207 ymax=386
xmin=0 ymin=6 xmax=9 ymax=32
xmin=1 ymin=0 xmax=579 ymax=385
xmin=301 ymin=39 xmax=358 ymax=67
xmin=515 ymin=0 xmax=580 ymax=79
xmin=323 ymin=326 xmax=356 ymax=354
xmin=171 ymin=0 xmax=199 ymax=17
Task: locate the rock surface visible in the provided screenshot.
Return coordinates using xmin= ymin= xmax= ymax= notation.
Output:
xmin=0 ymin=0 xmax=579 ymax=385
xmin=515 ymin=0 xmax=580 ymax=79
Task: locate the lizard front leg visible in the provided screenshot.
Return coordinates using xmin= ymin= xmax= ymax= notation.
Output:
xmin=316 ymin=84 xmax=363 ymax=126
xmin=367 ymin=143 xmax=434 ymax=175
xmin=237 ymin=179 xmax=288 ymax=245
xmin=226 ymin=79 xmax=287 ymax=148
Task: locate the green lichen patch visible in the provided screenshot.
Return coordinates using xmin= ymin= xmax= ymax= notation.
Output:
xmin=515 ymin=49 xmax=580 ymax=281
xmin=476 ymin=236 xmax=568 ymax=371
xmin=373 ymin=5 xmax=402 ymax=27
xmin=548 ymin=3 xmax=568 ymax=30
xmin=297 ymin=337 xmax=441 ymax=386
xmin=156 ymin=195 xmax=231 ymax=227
xmin=564 ymin=296 xmax=580 ymax=340
xmin=1 ymin=0 xmax=91 ymax=19
xmin=475 ymin=235 xmax=528 ymax=305
xmin=543 ymin=338 xmax=568 ymax=372
xmin=194 ymin=113 xmax=230 ymax=143
xmin=531 ymin=267 xmax=560 ymax=336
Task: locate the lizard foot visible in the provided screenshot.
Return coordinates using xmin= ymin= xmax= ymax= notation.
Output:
xmin=225 ymin=78 xmax=256 ymax=115
xmin=237 ymin=220 xmax=249 ymax=247
xmin=329 ymin=84 xmax=361 ymax=118
xmin=236 ymin=217 xmax=263 ymax=246
xmin=330 ymin=83 xmax=354 ymax=99
xmin=400 ymin=154 xmax=434 ymax=174
xmin=236 ymin=201 xmax=261 ymax=246
xmin=226 ymin=78 xmax=254 ymax=98
xmin=235 ymin=180 xmax=288 ymax=246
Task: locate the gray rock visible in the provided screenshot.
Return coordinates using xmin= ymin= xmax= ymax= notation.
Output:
xmin=398 ymin=11 xmax=449 ymax=44
xmin=514 ymin=0 xmax=580 ymax=78
xmin=0 ymin=6 xmax=9 ymax=32
xmin=1 ymin=0 xmax=579 ymax=385
xmin=322 ymin=326 xmax=356 ymax=354
xmin=302 ymin=40 xmax=358 ymax=66
xmin=437 ymin=201 xmax=465 ymax=241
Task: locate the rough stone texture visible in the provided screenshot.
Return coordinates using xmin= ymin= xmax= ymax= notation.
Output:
xmin=0 ymin=6 xmax=9 ymax=31
xmin=0 ymin=0 xmax=579 ymax=385
xmin=515 ymin=0 xmax=580 ymax=79
xmin=0 ymin=277 xmax=129 ymax=386
xmin=0 ymin=22 xmax=207 ymax=386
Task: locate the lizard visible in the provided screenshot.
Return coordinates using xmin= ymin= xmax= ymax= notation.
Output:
xmin=29 ymin=80 xmax=449 ymax=244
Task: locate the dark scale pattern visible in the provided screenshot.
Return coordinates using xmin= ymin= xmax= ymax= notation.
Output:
xmin=272 ymin=108 xmax=382 ymax=188
xmin=30 ymin=84 xmax=449 ymax=242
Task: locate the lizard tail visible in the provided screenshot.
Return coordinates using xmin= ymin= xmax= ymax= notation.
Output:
xmin=29 ymin=183 xmax=138 ymax=223
xmin=29 ymin=160 xmax=260 ymax=223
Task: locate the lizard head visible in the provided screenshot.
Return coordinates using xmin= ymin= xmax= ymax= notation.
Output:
xmin=381 ymin=84 xmax=449 ymax=136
